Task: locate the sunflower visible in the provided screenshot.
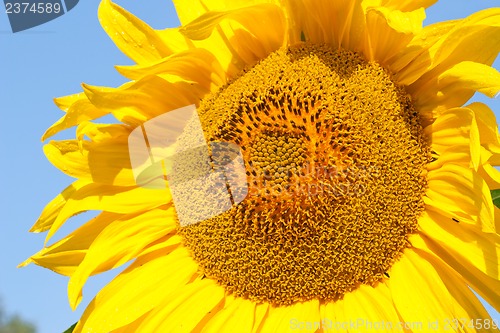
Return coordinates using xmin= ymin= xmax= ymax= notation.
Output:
xmin=22 ymin=0 xmax=500 ymax=332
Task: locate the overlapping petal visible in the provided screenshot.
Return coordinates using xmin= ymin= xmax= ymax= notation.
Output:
xmin=259 ymin=300 xmax=320 ymax=333
xmin=43 ymin=181 xmax=171 ymax=242
xmin=115 ymin=48 xmax=226 ymax=91
xmin=425 ymin=163 xmax=496 ymax=233
xmin=135 ymin=278 xmax=225 ymax=332
xmin=68 ymin=206 xmax=177 ymax=309
xmin=178 ymin=3 xmax=287 ymax=76
xmin=395 ymin=8 xmax=500 ymax=87
xmin=413 ymin=61 xmax=500 ymax=111
xmin=425 ymin=107 xmax=480 ymax=170
xmin=389 ymin=248 xmax=496 ymax=332
xmin=82 ymin=75 xmax=207 ymax=126
xmin=73 ymin=244 xmax=194 ymax=333
xmin=44 ymin=137 xmax=135 ymax=186
xmin=363 ymin=5 xmax=425 ymax=64
xmin=43 ymin=95 xmax=109 ymax=141
xmin=411 ymin=234 xmax=500 ymax=312
xmin=98 ymin=0 xmax=173 ymax=64
xmin=20 ymin=212 xmax=120 ymax=275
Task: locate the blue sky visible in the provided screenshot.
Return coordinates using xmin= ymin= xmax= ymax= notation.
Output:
xmin=0 ymin=1 xmax=499 ymax=332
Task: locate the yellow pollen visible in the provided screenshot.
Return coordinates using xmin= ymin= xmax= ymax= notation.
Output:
xmin=178 ymin=44 xmax=431 ymax=305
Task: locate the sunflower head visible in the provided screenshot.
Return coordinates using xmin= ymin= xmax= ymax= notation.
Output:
xmin=22 ymin=0 xmax=500 ymax=332
xmin=180 ymin=44 xmax=431 ymax=305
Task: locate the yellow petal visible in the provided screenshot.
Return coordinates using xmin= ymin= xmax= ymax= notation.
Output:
xmin=169 ymin=0 xmax=243 ymax=76
xmin=425 ymin=163 xmax=495 ymax=233
xmin=22 ymin=251 xmax=87 ymax=278
xmin=468 ymin=102 xmax=500 ymax=148
xmin=53 ymin=92 xmax=88 ymax=112
xmin=258 ymin=305 xmax=295 ymax=333
xmin=132 ymin=233 xmax=183 ymax=259
xmin=173 ymin=0 xmax=287 ymax=76
xmin=363 ymin=6 xmax=425 ymax=63
xmin=388 ymin=19 xmax=457 ymax=81
xmin=389 ymin=248 xmax=496 ymax=331
xmin=116 ymin=48 xmax=226 ymax=92
xmin=438 ymin=62 xmax=500 ymax=98
xmin=414 ymin=61 xmax=500 ymax=111
xmin=411 ymin=233 xmax=500 ymax=314
xmin=371 ymin=6 xmax=424 ymax=35
xmin=29 ymin=180 xmax=87 ymax=233
xmin=424 ymin=107 xmax=480 ymax=170
xmin=179 ymin=4 xmax=286 ymax=72
xmin=83 ymin=76 xmax=207 ymax=126
xmin=156 ymin=27 xmax=193 ymax=54
xmin=68 ymin=207 xmax=177 ymax=309
xmin=74 ymin=246 xmax=195 ymax=333
xmin=379 ymin=0 xmax=437 ymax=11
xmin=487 ymin=146 xmax=500 ymax=165
xmin=427 ymin=147 xmax=471 ymax=171
xmin=75 ymin=122 xmax=130 ymax=143
xmin=180 ymin=10 xmax=236 ymax=41
xmin=20 ymin=212 xmax=119 ymax=275
xmin=254 ymin=303 xmax=270 ymax=332
xmin=297 ymin=0 xmax=366 ymax=51
xmin=320 ymin=301 xmax=348 ymax=333
xmin=480 ymin=163 xmax=500 ymax=191
xmin=43 ymin=138 xmax=136 ymax=186
xmin=478 ymin=163 xmax=500 ymax=202
xmin=98 ymin=0 xmax=172 ymax=64
xmin=136 ymin=279 xmax=225 ymax=332
xmin=217 ymin=11 xmax=285 ymax=67
xmin=288 ymin=300 xmax=321 ymax=333
xmin=43 ymin=97 xmax=108 ymax=141
xmin=201 ymin=296 xmax=268 ymax=333
xmin=172 ymin=0 xmax=209 ymax=26
xmin=396 ymin=8 xmax=500 ymax=86
xmin=172 ymin=0 xmax=279 ymax=26
xmin=341 ymin=283 xmax=401 ymax=333
xmin=418 ymin=210 xmax=500 ymax=280
xmin=201 ymin=295 xmax=255 ymax=333
xmin=109 ymin=316 xmax=145 ymax=333
xmin=496 ymin=207 xmax=500 ymax=237
xmin=260 ymin=300 xmax=320 ymax=333
xmin=45 ymin=182 xmax=171 ymax=242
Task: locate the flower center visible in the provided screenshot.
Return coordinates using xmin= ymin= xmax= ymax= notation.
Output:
xmin=179 ymin=44 xmax=430 ymax=305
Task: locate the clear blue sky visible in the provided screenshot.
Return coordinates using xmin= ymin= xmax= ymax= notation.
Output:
xmin=0 ymin=1 xmax=499 ymax=333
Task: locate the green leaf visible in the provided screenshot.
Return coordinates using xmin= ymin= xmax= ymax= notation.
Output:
xmin=491 ymin=189 xmax=500 ymax=208
xmin=63 ymin=323 xmax=77 ymax=333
